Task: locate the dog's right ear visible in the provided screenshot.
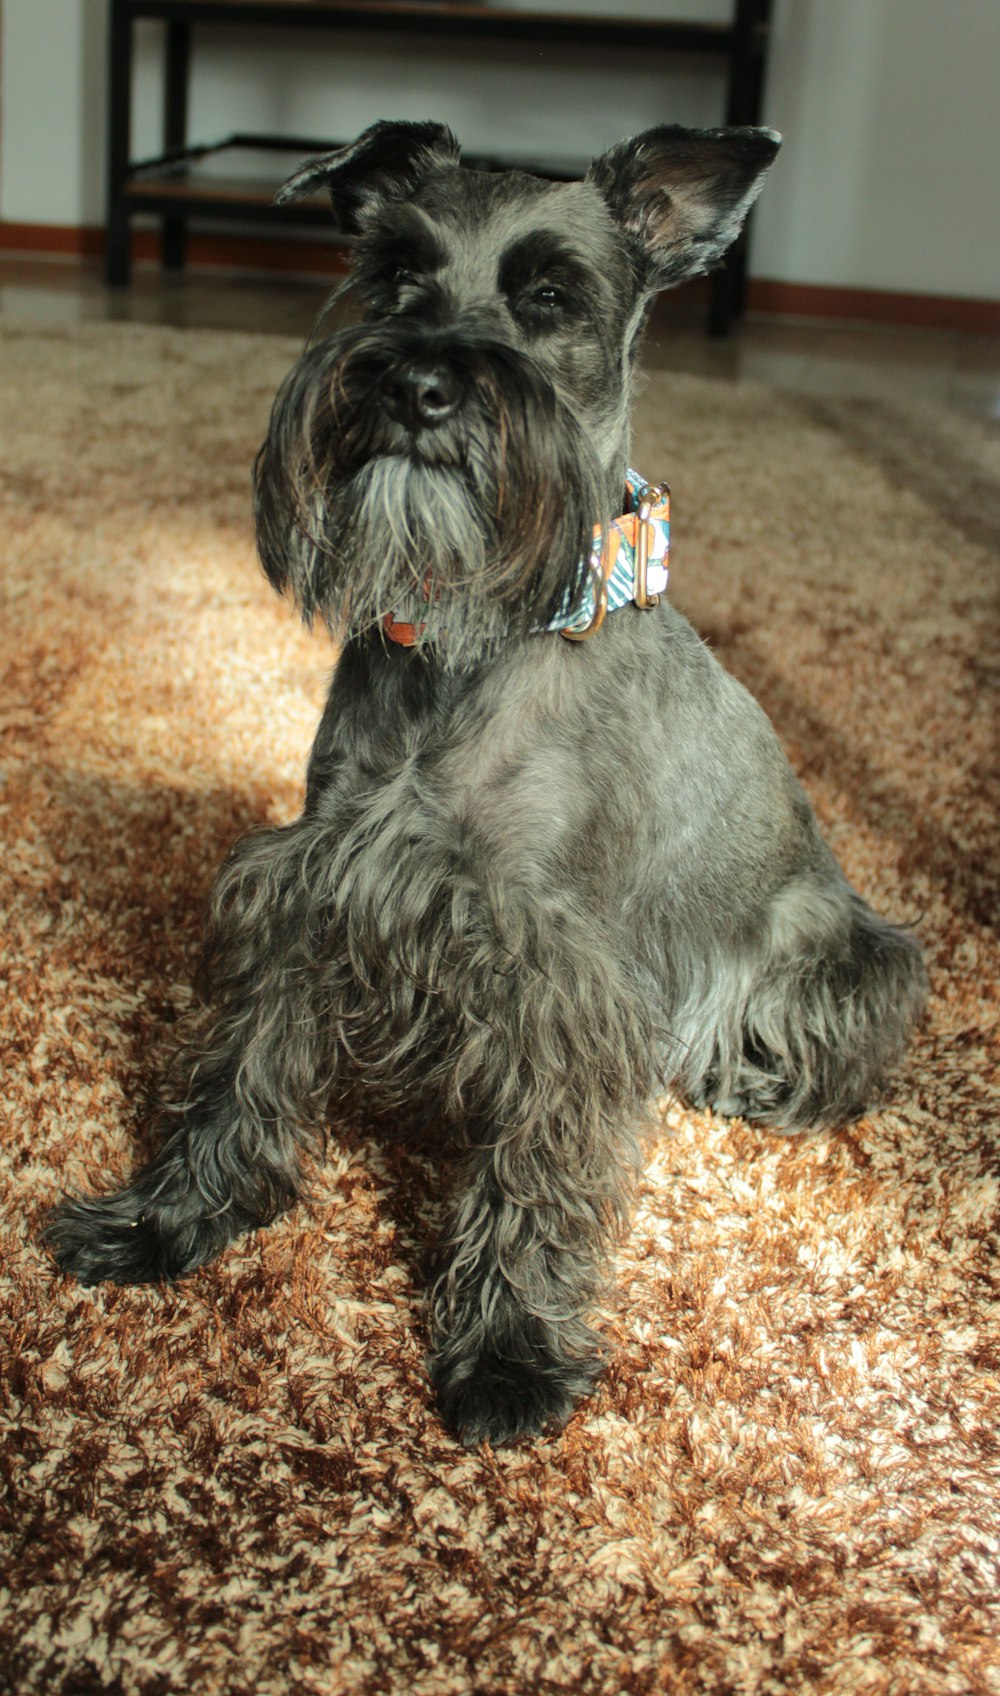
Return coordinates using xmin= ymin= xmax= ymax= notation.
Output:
xmin=276 ymin=120 xmax=461 ymax=234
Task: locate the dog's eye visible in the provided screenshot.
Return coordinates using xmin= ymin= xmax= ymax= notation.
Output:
xmin=393 ymin=267 xmax=418 ymax=289
xmin=514 ymin=281 xmax=577 ymax=328
xmin=507 ymin=278 xmax=575 ymax=334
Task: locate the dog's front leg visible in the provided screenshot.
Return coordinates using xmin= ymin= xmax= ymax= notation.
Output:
xmin=430 ymin=1137 xmax=627 ymax=1445
xmin=427 ymin=916 xmax=653 ymax=1445
xmin=45 ymin=816 xmax=341 ymax=1285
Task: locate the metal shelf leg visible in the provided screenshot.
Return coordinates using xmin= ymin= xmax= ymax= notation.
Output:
xmin=106 ymin=0 xmax=133 ymax=287
xmin=162 ymin=20 xmax=191 ymax=270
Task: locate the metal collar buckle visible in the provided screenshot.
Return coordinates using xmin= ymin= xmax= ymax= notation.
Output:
xmin=559 ymin=561 xmax=609 ymax=642
xmin=560 ymin=479 xmax=669 ymax=642
xmin=633 ymin=482 xmax=669 ymax=611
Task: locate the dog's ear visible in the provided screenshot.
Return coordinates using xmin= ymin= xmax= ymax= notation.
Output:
xmin=276 ymin=120 xmax=461 ymax=233
xmin=587 ymin=125 xmax=780 ymax=289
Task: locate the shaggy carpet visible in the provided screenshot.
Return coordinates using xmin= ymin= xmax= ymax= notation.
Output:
xmin=1 ymin=315 xmax=998 ymax=1696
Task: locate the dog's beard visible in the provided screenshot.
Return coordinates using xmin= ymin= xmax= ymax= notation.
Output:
xmin=342 ymin=456 xmax=508 ymax=658
xmin=254 ymin=320 xmax=610 ymax=661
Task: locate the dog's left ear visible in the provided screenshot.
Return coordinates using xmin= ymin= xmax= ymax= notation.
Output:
xmin=587 ymin=125 xmax=780 ymax=289
xmin=275 ymin=119 xmax=461 ymax=233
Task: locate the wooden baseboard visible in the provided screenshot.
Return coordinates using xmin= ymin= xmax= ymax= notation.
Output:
xmin=747 ymin=278 xmax=1000 ymax=337
xmin=2 ymin=222 xmax=998 ymax=333
xmin=0 ymin=222 xmax=107 ymax=259
xmin=0 ymin=221 xmax=349 ymax=279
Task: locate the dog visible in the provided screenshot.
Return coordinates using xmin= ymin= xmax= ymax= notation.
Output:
xmin=46 ymin=121 xmax=926 ymax=1444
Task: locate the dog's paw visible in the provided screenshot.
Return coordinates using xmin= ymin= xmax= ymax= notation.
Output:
xmin=431 ymin=1349 xmax=601 ymax=1446
xmin=708 ymin=1087 xmax=795 ymax=1128
xmin=43 ymin=1194 xmax=176 ymax=1286
xmin=689 ymin=1066 xmax=803 ymax=1133
xmin=691 ymin=1074 xmax=865 ymax=1135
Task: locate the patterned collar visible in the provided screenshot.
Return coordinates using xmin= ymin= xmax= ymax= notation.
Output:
xmin=546 ymin=469 xmax=670 ymax=640
xmin=383 ymin=469 xmax=670 ymax=647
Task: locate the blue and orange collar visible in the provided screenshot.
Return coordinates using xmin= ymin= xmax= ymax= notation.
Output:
xmin=383 ymin=470 xmax=670 ymax=647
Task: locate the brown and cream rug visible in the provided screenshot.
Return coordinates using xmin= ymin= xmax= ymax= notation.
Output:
xmin=1 ymin=316 xmax=998 ymax=1695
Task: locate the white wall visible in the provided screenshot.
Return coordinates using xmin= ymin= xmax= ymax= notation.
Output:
xmin=751 ymin=0 xmax=1000 ymax=300
xmin=1 ymin=0 xmax=997 ymax=300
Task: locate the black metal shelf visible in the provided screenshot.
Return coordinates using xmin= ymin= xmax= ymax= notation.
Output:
xmin=107 ymin=0 xmax=773 ymax=333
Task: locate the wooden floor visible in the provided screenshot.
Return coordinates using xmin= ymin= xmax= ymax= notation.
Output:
xmin=2 ymin=252 xmax=999 ymax=419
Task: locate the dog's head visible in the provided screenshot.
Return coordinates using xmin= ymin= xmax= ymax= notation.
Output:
xmin=255 ymin=119 xmax=779 ymax=655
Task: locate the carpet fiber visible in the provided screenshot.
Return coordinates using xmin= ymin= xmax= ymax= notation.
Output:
xmin=1 ymin=317 xmax=998 ymax=1695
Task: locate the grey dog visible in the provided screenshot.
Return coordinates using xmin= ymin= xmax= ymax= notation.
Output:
xmin=47 ymin=121 xmax=926 ymax=1444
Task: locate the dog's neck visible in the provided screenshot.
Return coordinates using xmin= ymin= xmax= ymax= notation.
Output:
xmin=382 ymin=470 xmax=670 ymax=649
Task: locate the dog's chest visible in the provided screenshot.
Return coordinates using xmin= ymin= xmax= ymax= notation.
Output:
xmin=341 ymin=636 xmax=655 ymax=925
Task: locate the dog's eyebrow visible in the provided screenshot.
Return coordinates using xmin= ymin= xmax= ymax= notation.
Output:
xmin=497 ymin=231 xmax=594 ymax=299
xmin=365 ymin=210 xmax=448 ymax=277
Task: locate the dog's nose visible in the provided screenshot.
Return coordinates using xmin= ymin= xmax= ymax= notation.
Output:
xmin=380 ymin=360 xmax=464 ymax=431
